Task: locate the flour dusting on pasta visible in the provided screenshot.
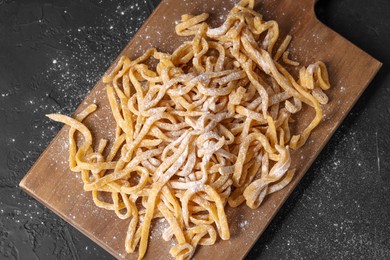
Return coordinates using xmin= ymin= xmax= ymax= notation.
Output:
xmin=47 ymin=0 xmax=330 ymax=259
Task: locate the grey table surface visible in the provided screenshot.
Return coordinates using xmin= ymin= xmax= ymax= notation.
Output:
xmin=1 ymin=0 xmax=389 ymax=259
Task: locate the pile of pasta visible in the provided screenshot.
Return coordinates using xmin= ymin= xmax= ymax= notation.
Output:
xmin=48 ymin=0 xmax=330 ymax=259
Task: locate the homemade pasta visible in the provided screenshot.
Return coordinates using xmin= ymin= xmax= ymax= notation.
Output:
xmin=47 ymin=0 xmax=330 ymax=259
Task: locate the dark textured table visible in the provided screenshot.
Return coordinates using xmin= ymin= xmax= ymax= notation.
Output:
xmin=1 ymin=0 xmax=389 ymax=259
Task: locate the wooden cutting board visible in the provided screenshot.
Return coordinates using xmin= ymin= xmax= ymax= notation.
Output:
xmin=20 ymin=0 xmax=382 ymax=259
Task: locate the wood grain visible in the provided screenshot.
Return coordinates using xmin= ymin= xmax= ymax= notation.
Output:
xmin=19 ymin=0 xmax=381 ymax=259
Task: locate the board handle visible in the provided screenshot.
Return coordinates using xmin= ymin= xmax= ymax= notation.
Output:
xmin=304 ymin=0 xmax=320 ymax=18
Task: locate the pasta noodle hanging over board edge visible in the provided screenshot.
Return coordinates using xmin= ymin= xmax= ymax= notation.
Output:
xmin=47 ymin=0 xmax=331 ymax=259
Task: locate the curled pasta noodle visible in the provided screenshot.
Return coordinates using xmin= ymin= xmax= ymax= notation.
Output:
xmin=47 ymin=0 xmax=331 ymax=259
